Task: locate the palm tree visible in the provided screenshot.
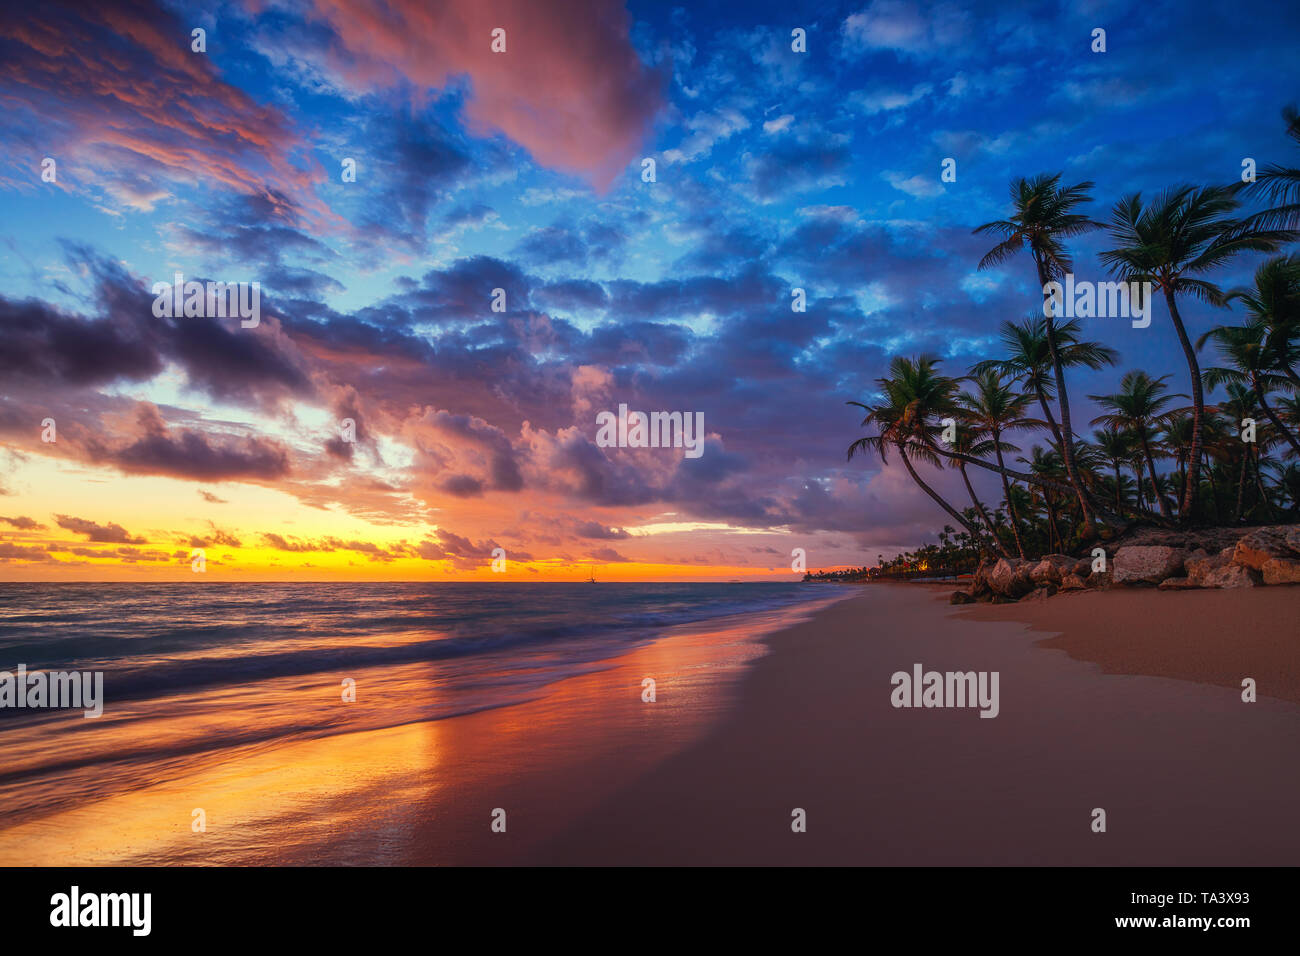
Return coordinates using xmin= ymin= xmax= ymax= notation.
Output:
xmin=971 ymin=315 xmax=1119 ymax=452
xmin=1244 ymin=104 xmax=1300 ymax=231
xmin=1018 ymin=445 xmax=1068 ymax=553
xmin=975 ymin=173 xmax=1104 ymax=533
xmin=1093 ymin=426 xmax=1134 ymax=514
xmin=1090 ymin=371 xmax=1185 ymax=518
xmin=1100 ymin=184 xmax=1293 ymax=517
xmin=847 ymin=356 xmax=986 ymax=549
xmin=955 ymin=370 xmax=1043 ymax=559
xmin=1217 ymin=383 xmax=1260 ymax=522
xmin=1225 ymin=254 xmax=1300 ymax=392
xmin=950 ymin=425 xmax=1013 ymax=558
xmin=1198 ymin=322 xmax=1300 ymax=458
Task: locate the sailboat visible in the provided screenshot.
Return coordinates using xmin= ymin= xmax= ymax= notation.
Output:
xmin=588 ymin=565 xmax=597 ymax=583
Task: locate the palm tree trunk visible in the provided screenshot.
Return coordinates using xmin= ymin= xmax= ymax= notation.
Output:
xmin=959 ymin=463 xmax=1011 ymax=558
xmin=1163 ymin=290 xmax=1203 ymax=518
xmin=1252 ymin=448 xmax=1276 ymax=519
xmin=940 ymin=449 xmax=1138 ymax=525
xmin=1234 ymin=452 xmax=1247 ymax=523
xmin=993 ymin=436 xmax=1027 ymax=558
xmin=1112 ymin=463 xmax=1123 ymax=513
xmin=898 ymin=446 xmax=984 ymax=545
xmin=1034 ymin=385 xmax=1065 ymax=449
xmin=1139 ymin=435 xmax=1169 ymax=517
xmin=1036 ymin=255 xmax=1098 ymax=534
xmin=1046 ymin=496 xmax=1062 ymax=552
xmin=1203 ymin=451 xmax=1221 ymax=523
xmin=1253 ymin=374 xmax=1300 ymax=458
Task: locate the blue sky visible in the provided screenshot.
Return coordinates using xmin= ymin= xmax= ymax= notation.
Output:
xmin=1 ymin=0 xmax=1298 ymax=578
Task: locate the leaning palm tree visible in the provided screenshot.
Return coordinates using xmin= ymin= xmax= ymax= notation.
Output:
xmin=847 ymin=356 xmax=987 ymax=549
xmin=971 ymin=315 xmax=1119 ymax=452
xmin=974 ymin=173 xmax=1104 ymax=533
xmin=1089 ymin=371 xmax=1186 ymax=518
xmin=1100 ymin=184 xmax=1293 ymax=518
xmin=1243 ymin=103 xmax=1300 ymax=231
xmin=1198 ymin=322 xmax=1300 ymax=458
xmin=954 ymin=370 xmax=1044 ymax=559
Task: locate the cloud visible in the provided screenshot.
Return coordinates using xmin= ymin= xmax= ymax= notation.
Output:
xmin=54 ymin=515 xmax=146 ymax=544
xmin=288 ymin=0 xmax=665 ymax=191
xmin=0 ymin=0 xmax=324 ymax=214
xmin=0 ymin=515 xmax=46 ymax=530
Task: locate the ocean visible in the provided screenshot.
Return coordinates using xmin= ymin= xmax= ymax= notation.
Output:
xmin=0 ymin=581 xmax=846 ymax=850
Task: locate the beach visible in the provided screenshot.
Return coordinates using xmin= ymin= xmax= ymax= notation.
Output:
xmin=2 ymin=582 xmax=1297 ymax=866
xmin=530 ymin=583 xmax=1300 ymax=866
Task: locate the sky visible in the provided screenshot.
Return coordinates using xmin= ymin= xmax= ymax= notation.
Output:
xmin=1 ymin=0 xmax=1298 ymax=581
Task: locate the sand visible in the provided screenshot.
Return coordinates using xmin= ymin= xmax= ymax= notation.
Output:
xmin=523 ymin=583 xmax=1300 ymax=865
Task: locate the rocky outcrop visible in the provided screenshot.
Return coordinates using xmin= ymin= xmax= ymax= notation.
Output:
xmin=1113 ymin=546 xmax=1187 ymax=585
xmin=987 ymin=558 xmax=1035 ymax=600
xmin=955 ymin=524 xmax=1300 ymax=604
xmin=1233 ymin=528 xmax=1296 ymax=572
xmin=1262 ymin=556 xmax=1300 ymax=585
xmin=1029 ymin=554 xmax=1076 ymax=587
xmin=1201 ymin=563 xmax=1260 ymax=589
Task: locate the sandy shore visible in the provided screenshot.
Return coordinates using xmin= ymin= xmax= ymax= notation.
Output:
xmin=964 ymin=586 xmax=1300 ymax=705
xmin=525 ymin=583 xmax=1300 ymax=865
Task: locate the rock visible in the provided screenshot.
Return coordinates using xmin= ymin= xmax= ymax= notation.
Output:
xmin=1286 ymin=527 xmax=1300 ymax=556
xmin=1261 ymin=556 xmax=1300 ymax=585
xmin=1023 ymin=585 xmax=1055 ymax=602
xmin=1202 ymin=563 xmax=1260 ymax=589
xmin=1060 ymin=573 xmax=1087 ymax=591
xmin=1157 ymin=576 xmax=1197 ymax=590
xmin=1072 ymin=557 xmax=1095 ymax=577
xmin=1114 ymin=545 xmax=1188 ymax=585
xmin=970 ymin=559 xmax=993 ymax=597
xmin=1233 ymin=528 xmax=1293 ymax=572
xmin=1029 ymin=554 xmax=1076 ymax=587
xmin=950 ymin=590 xmax=977 ymax=605
xmin=987 ymin=558 xmax=1034 ymax=599
xmin=1186 ymin=547 xmax=1232 ymax=587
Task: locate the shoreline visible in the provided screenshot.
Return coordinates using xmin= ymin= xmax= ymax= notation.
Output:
xmin=0 ymin=589 xmax=853 ymax=865
xmin=4 ymin=582 xmax=1297 ymax=865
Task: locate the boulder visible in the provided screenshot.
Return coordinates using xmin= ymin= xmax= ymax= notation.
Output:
xmin=1023 ymin=585 xmax=1055 ymax=602
xmin=1202 ymin=563 xmax=1260 ymax=589
xmin=1113 ymin=545 xmax=1188 ymax=585
xmin=1285 ymin=526 xmax=1300 ymax=556
xmin=1059 ymin=573 xmax=1087 ymax=591
xmin=1157 ymin=576 xmax=1196 ymax=590
xmin=1186 ymin=547 xmax=1232 ymax=587
xmin=1261 ymin=556 xmax=1300 ymax=586
xmin=1233 ymin=528 xmax=1293 ymax=572
xmin=1072 ymin=556 xmax=1096 ymax=577
xmin=987 ymin=558 xmax=1035 ymax=599
xmin=970 ymin=560 xmax=993 ymax=597
xmin=1029 ymin=554 xmax=1074 ymax=587
xmin=950 ymin=590 xmax=977 ymax=605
